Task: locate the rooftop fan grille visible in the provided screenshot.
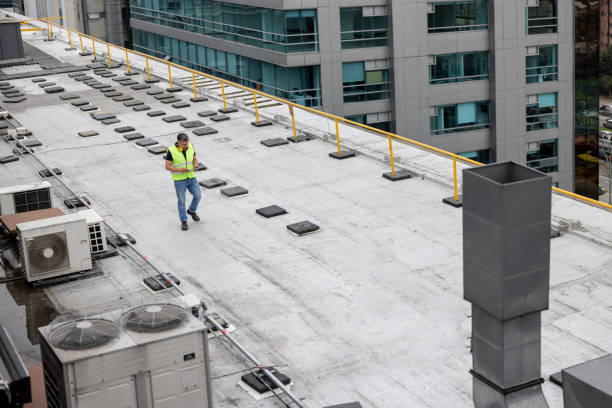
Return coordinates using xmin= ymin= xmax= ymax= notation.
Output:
xmin=122 ymin=303 xmax=187 ymax=333
xmin=49 ymin=319 xmax=120 ymax=350
xmin=26 ymin=232 xmax=70 ymax=276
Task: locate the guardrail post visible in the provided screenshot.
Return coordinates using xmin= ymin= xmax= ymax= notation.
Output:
xmin=106 ymin=43 xmax=112 ymax=67
xmin=218 ymin=80 xmax=237 ymax=113
xmin=192 ymin=72 xmax=197 ymax=99
xmin=442 ymin=156 xmax=463 ymax=207
xmin=125 ymin=49 xmax=130 ymax=72
xmin=78 ymin=32 xmax=84 ymax=53
xmin=167 ymin=63 xmax=173 ymax=89
xmin=329 ymin=118 xmax=355 ymax=159
xmin=250 ymin=92 xmax=272 ymax=127
xmin=66 ymin=28 xmax=75 ymax=50
xmin=92 ymin=39 xmax=97 ymax=60
xmin=290 ymin=105 xmax=297 ymax=141
xmin=145 ymin=56 xmax=151 ymax=80
xmin=382 ymin=135 xmax=413 ymax=181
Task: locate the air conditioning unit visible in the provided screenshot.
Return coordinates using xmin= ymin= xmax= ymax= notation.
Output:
xmin=0 ymin=181 xmax=54 ymax=215
xmin=39 ymin=304 xmax=212 ymax=408
xmin=78 ymin=209 xmax=108 ymax=254
xmin=16 ymin=213 xmax=92 ymax=283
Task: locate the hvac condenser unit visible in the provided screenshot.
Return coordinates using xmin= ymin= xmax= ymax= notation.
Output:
xmin=16 ymin=213 xmax=92 ymax=283
xmin=0 ymin=181 xmax=54 ymax=215
xmin=39 ymin=303 xmax=212 ymax=408
xmin=78 ymin=209 xmax=108 ymax=254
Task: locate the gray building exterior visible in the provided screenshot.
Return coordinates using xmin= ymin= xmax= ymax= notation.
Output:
xmin=130 ymin=0 xmax=575 ymax=190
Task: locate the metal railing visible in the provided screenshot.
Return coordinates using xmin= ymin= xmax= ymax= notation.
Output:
xmin=14 ymin=15 xmax=612 ymax=211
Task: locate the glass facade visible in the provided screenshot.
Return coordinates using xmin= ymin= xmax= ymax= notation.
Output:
xmin=574 ymin=1 xmax=599 ymax=198
xmin=459 ymin=149 xmax=491 ymax=164
xmin=346 ymin=113 xmax=392 ymax=132
xmin=430 ymin=101 xmax=490 ymax=135
xmin=427 ymin=1 xmax=488 ymax=33
xmin=132 ymin=29 xmax=321 ymax=106
xmin=526 ymin=45 xmax=558 ymax=83
xmin=527 ymin=139 xmax=558 ymax=173
xmin=342 ymin=62 xmax=390 ymax=103
xmin=340 ymin=7 xmax=388 ymax=49
xmin=525 ymin=0 xmax=557 ymax=35
xmin=429 ymin=51 xmax=488 ymax=84
xmin=129 ymin=0 xmax=318 ymax=53
xmin=526 ymin=93 xmax=558 ymax=131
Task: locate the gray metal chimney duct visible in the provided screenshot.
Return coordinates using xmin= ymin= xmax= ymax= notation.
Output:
xmin=462 ymin=161 xmax=551 ymax=408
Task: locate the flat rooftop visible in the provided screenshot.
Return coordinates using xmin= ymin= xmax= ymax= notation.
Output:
xmin=1 ymin=15 xmax=612 ymax=408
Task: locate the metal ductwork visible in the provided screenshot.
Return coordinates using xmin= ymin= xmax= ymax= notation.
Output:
xmin=463 ymin=161 xmax=551 ymax=408
xmin=0 ymin=17 xmax=25 ymax=62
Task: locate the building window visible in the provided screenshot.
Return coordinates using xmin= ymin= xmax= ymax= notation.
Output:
xmin=129 ymin=0 xmax=318 ymax=53
xmin=525 ymin=0 xmax=557 ymax=35
xmin=340 ymin=7 xmax=388 ymax=49
xmin=132 ymin=29 xmax=321 ymax=106
xmin=342 ymin=61 xmax=390 ymax=103
xmin=526 ymin=45 xmax=558 ymax=83
xmin=526 ymin=139 xmax=558 ymax=172
xmin=526 ymin=93 xmax=558 ymax=131
xmin=458 ymin=149 xmax=491 ymax=164
xmin=427 ymin=1 xmax=488 ymax=33
xmin=430 ymin=101 xmax=490 ymax=135
xmin=429 ymin=51 xmax=488 ymax=84
xmin=346 ymin=112 xmax=392 ymax=132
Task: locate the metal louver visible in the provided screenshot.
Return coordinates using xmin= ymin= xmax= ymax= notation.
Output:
xmin=26 ymin=232 xmax=70 ymax=276
xmin=122 ymin=304 xmax=187 ymax=333
xmin=49 ymin=319 xmax=120 ymax=350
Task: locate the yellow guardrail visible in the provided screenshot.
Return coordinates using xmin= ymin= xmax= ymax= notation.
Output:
xmin=18 ymin=17 xmax=612 ymax=212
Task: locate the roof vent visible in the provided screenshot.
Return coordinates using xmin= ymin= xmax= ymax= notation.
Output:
xmin=0 ymin=19 xmax=25 ymax=61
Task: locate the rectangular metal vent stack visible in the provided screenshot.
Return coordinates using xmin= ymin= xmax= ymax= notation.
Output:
xmin=462 ymin=162 xmax=551 ymax=408
xmin=0 ymin=18 xmax=25 ymax=61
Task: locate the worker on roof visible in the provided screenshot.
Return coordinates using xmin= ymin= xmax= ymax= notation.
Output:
xmin=165 ymin=133 xmax=201 ymax=230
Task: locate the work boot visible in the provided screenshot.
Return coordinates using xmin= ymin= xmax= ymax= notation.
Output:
xmin=187 ymin=210 xmax=200 ymax=221
xmin=181 ymin=221 xmax=188 ymax=230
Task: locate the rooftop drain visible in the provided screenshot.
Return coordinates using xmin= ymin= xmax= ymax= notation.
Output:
xmin=239 ymin=367 xmax=292 ymax=400
xmin=287 ymin=221 xmax=320 ymax=236
xmin=199 ymin=178 xmax=226 ymax=189
xmin=38 ymin=168 xmax=62 ymax=177
xmin=64 ymin=196 xmax=90 ymax=208
xmin=193 ymin=127 xmax=218 ymax=136
xmin=463 ymin=162 xmax=551 ymax=408
xmin=77 ymin=130 xmax=98 ymax=137
xmin=260 ymin=138 xmax=288 ymax=147
xmin=221 ymin=186 xmax=248 ymax=198
xmin=256 ymin=205 xmax=287 ymax=218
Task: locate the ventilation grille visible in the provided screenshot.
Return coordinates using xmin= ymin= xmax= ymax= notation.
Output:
xmin=49 ymin=318 xmax=120 ymax=350
xmin=88 ymin=222 xmax=105 ymax=253
xmin=26 ymin=232 xmax=70 ymax=276
xmin=122 ymin=304 xmax=187 ymax=333
xmin=13 ymin=187 xmax=52 ymax=213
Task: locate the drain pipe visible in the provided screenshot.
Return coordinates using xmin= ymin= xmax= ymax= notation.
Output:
xmin=5 ymin=120 xmax=305 ymax=408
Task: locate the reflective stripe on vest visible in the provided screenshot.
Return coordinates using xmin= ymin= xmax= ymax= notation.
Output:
xmin=168 ymin=143 xmax=195 ymax=181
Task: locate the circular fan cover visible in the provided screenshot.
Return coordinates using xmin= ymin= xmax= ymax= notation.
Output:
xmin=49 ymin=318 xmax=120 ymax=350
xmin=27 ymin=232 xmax=69 ymax=275
xmin=122 ymin=303 xmax=187 ymax=333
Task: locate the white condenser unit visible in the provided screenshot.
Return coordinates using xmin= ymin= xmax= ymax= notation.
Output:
xmin=16 ymin=213 xmax=92 ymax=283
xmin=78 ymin=209 xmax=108 ymax=254
xmin=0 ymin=181 xmax=54 ymax=215
xmin=39 ymin=304 xmax=212 ymax=408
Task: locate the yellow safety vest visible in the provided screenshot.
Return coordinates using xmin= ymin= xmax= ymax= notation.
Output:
xmin=168 ymin=143 xmax=195 ymax=181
